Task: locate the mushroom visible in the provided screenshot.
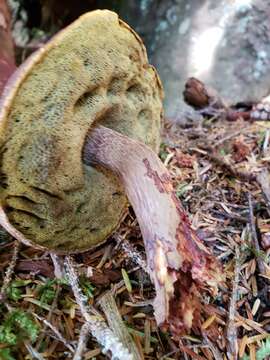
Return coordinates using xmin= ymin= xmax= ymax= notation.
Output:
xmin=0 ymin=10 xmax=222 ymax=334
xmin=0 ymin=10 xmax=163 ymax=253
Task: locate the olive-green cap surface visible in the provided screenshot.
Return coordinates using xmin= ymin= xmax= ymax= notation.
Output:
xmin=0 ymin=10 xmax=163 ymax=253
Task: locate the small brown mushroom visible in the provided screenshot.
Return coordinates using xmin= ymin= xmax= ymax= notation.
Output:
xmin=0 ymin=10 xmax=222 ymax=334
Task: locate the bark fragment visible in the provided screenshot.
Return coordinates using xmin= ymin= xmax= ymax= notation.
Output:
xmin=0 ymin=0 xmax=16 ymax=95
xmin=183 ymin=77 xmax=255 ymax=122
xmin=183 ymin=77 xmax=226 ymax=111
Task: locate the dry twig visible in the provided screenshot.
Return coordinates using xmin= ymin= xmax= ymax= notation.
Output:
xmin=0 ymin=240 xmax=20 ymax=301
xmin=114 ymin=233 xmax=147 ymax=273
xmin=24 ymin=341 xmax=45 ymax=360
xmin=73 ymin=322 xmax=91 ymax=360
xmin=191 ymin=146 xmax=256 ymax=183
xmin=248 ymin=194 xmax=266 ymax=275
xmin=99 ymin=292 xmax=142 ymax=360
xmin=226 ymin=246 xmax=240 ymax=360
xmin=34 ymin=314 xmax=75 ymax=354
xmin=64 ymin=256 xmax=133 ymax=360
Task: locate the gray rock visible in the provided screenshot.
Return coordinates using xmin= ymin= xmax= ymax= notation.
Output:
xmin=119 ymin=0 xmax=270 ymax=121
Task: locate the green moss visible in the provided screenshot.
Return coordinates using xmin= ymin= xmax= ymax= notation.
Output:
xmin=0 ymin=348 xmax=16 ymax=360
xmin=0 ymin=310 xmax=39 ymax=346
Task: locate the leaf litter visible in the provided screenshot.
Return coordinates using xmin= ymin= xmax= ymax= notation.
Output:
xmin=0 ymin=107 xmax=270 ymax=359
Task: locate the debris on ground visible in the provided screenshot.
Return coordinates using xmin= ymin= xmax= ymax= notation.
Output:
xmin=0 ymin=85 xmax=270 ymax=358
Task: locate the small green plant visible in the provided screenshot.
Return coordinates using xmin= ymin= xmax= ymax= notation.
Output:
xmin=0 ymin=309 xmax=39 ymax=346
xmin=121 ymin=268 xmax=132 ymax=293
xmin=219 ymin=148 xmax=227 ymax=156
xmin=79 ymin=277 xmax=95 ymax=300
xmin=36 ymin=277 xmax=68 ymax=304
xmin=6 ymin=280 xmax=32 ymax=302
xmin=176 ymin=182 xmax=193 ymax=198
xmin=6 ymin=286 xmax=22 ymax=302
xmin=257 ymin=130 xmax=267 ymax=148
xmin=256 ymin=339 xmax=270 ymax=360
xmin=159 ymin=143 xmax=169 ymax=162
xmin=242 ymin=338 xmax=270 ymax=360
xmin=0 ymin=348 xmax=16 ymax=360
xmin=37 ymin=279 xmax=57 ymax=305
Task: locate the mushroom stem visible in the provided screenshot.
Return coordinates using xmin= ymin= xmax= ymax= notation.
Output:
xmin=83 ymin=125 xmax=223 ymax=334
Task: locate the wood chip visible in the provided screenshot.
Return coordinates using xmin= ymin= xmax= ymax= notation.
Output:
xmin=202 ymin=315 xmax=217 ymax=329
xmin=251 ymin=299 xmax=261 ymax=316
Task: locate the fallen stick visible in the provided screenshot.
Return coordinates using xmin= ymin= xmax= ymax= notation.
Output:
xmin=226 ymin=246 xmax=240 ymax=360
xmin=183 ymin=77 xmax=267 ymax=122
xmin=64 ymin=256 xmax=133 ymax=360
xmin=248 ymin=194 xmax=266 ymax=275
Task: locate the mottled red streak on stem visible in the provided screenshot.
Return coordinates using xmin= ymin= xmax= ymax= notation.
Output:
xmin=83 ymin=125 xmax=222 ymax=334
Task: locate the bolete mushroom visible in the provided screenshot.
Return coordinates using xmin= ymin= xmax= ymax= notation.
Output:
xmin=0 ymin=10 xmax=162 ymax=252
xmin=0 ymin=10 xmax=222 ymax=333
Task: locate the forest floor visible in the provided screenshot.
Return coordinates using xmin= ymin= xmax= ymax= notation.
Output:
xmin=0 ymin=1 xmax=270 ymax=359
xmin=0 ymin=109 xmax=270 ymax=359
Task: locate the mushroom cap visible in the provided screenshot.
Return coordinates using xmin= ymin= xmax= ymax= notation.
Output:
xmin=0 ymin=10 xmax=163 ymax=253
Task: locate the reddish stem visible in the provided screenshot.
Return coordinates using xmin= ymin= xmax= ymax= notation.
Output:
xmin=83 ymin=125 xmax=222 ymax=334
